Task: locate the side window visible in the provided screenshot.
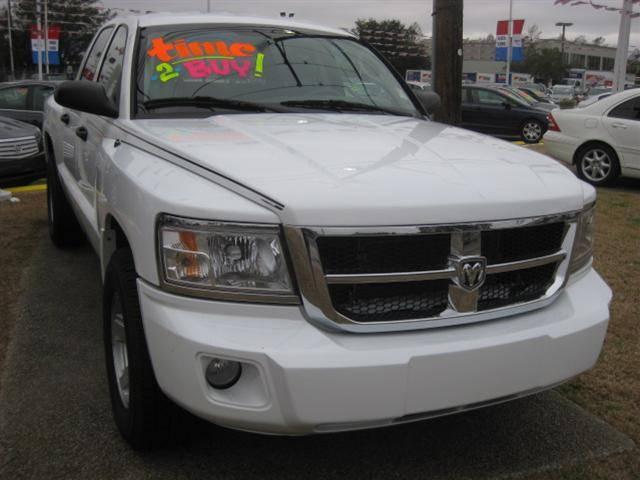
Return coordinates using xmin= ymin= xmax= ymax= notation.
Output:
xmin=472 ymin=89 xmax=505 ymax=106
xmin=98 ymin=26 xmax=127 ymax=106
xmin=31 ymin=85 xmax=55 ymax=111
xmin=609 ymin=97 xmax=640 ymax=121
xmin=81 ymin=27 xmax=114 ymax=81
xmin=0 ymin=86 xmax=28 ymax=109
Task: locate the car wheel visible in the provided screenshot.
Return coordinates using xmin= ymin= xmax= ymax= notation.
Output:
xmin=576 ymin=144 xmax=620 ymax=186
xmin=104 ymin=248 xmax=193 ymax=450
xmin=521 ymin=120 xmax=544 ymax=144
xmin=47 ymin=155 xmax=83 ymax=247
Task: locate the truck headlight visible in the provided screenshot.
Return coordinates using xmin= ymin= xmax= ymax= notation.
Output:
xmin=157 ymin=215 xmax=297 ymax=303
xmin=570 ymin=204 xmax=595 ymax=273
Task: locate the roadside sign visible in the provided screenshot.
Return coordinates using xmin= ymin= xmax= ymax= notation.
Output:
xmin=30 ymin=24 xmax=60 ymax=65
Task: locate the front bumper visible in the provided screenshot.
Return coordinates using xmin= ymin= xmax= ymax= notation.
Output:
xmin=138 ymin=266 xmax=611 ymax=435
xmin=0 ymin=152 xmax=46 ymax=187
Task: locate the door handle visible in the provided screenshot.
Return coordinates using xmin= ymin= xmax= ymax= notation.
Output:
xmin=611 ymin=122 xmax=627 ymax=129
xmin=75 ymin=126 xmax=88 ymax=142
xmin=60 ymin=113 xmax=70 ymax=125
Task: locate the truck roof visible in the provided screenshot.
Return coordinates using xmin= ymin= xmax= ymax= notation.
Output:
xmin=116 ymin=12 xmax=353 ymax=38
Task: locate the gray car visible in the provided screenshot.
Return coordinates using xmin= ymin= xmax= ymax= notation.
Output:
xmin=0 ymin=116 xmax=44 ymax=187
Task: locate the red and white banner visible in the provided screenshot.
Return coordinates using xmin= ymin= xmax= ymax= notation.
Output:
xmin=495 ymin=19 xmax=525 ymax=61
xmin=30 ymin=24 xmax=61 ymax=65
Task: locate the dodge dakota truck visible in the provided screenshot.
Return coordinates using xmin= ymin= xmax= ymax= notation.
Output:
xmin=44 ymin=13 xmax=612 ymax=450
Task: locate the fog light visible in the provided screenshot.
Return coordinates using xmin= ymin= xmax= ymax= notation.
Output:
xmin=205 ymin=358 xmax=242 ymax=389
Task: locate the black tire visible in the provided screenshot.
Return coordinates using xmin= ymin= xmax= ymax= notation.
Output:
xmin=47 ymin=154 xmax=83 ymax=247
xmin=575 ymin=143 xmax=620 ymax=186
xmin=103 ymin=249 xmax=192 ymax=450
xmin=520 ymin=119 xmax=544 ymax=144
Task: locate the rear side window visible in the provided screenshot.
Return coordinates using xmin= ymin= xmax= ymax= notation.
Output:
xmin=81 ymin=27 xmax=114 ymax=81
xmin=609 ymin=97 xmax=640 ymax=121
xmin=0 ymin=86 xmax=28 ymax=109
xmin=98 ymin=26 xmax=128 ymax=106
xmin=31 ymin=85 xmax=55 ymax=111
xmin=471 ymin=89 xmax=505 ymax=106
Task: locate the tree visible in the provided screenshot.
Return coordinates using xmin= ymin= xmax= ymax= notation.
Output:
xmin=592 ymin=36 xmax=606 ymax=46
xmin=511 ymin=46 xmax=568 ymax=85
xmin=352 ymin=18 xmax=430 ymax=75
xmin=0 ymin=0 xmax=112 ymax=79
xmin=525 ymin=24 xmax=542 ymax=44
xmin=574 ymin=35 xmax=587 ymax=44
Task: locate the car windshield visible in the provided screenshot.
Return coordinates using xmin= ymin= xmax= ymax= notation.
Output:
xmin=553 ymin=86 xmax=574 ymax=94
xmin=134 ymin=25 xmax=420 ymax=118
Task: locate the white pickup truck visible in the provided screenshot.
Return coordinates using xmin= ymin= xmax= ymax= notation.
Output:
xmin=44 ymin=13 xmax=612 ymax=450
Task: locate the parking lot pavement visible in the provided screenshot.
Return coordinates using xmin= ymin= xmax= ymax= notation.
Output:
xmin=0 ymin=237 xmax=634 ymax=480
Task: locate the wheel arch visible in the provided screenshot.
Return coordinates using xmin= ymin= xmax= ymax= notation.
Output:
xmin=102 ymin=213 xmax=134 ymax=280
xmin=572 ymin=139 xmax=619 ymax=166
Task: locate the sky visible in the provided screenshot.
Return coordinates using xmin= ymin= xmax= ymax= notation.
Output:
xmin=102 ymin=0 xmax=640 ymax=50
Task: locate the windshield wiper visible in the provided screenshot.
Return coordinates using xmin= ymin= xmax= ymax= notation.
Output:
xmin=140 ymin=96 xmax=283 ymax=113
xmin=279 ymin=99 xmax=409 ymax=116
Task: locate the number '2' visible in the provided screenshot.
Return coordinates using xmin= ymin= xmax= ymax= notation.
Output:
xmin=156 ymin=63 xmax=179 ymax=82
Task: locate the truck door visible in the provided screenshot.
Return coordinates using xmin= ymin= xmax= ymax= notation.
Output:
xmin=75 ymin=25 xmax=128 ymax=208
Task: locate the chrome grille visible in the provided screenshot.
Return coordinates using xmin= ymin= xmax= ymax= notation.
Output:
xmin=285 ymin=213 xmax=578 ymax=333
xmin=0 ymin=136 xmax=40 ymax=160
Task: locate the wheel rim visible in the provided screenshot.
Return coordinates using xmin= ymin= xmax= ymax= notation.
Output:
xmin=522 ymin=122 xmax=542 ymax=142
xmin=582 ymin=149 xmax=612 ymax=182
xmin=111 ymin=293 xmax=130 ymax=408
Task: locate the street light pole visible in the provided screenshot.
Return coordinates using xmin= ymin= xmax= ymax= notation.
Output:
xmin=506 ymin=0 xmax=513 ymax=85
xmin=206 ymin=0 xmax=211 ymax=12
xmin=612 ymin=0 xmax=633 ymax=92
xmin=555 ymin=22 xmax=573 ymax=64
xmin=36 ymin=0 xmax=43 ymax=81
xmin=7 ymin=0 xmax=15 ymax=80
xmin=44 ymin=0 xmax=49 ymax=75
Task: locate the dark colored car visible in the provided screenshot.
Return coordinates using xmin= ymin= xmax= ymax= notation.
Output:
xmin=461 ymin=85 xmax=549 ymax=143
xmin=0 ymin=116 xmax=45 ymax=187
xmin=518 ymin=87 xmax=556 ymax=105
xmin=0 ymin=80 xmax=59 ymax=129
xmin=496 ymin=85 xmax=556 ymax=112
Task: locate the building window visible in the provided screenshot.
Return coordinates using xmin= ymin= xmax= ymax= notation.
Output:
xmin=570 ymin=54 xmax=586 ymax=68
xmin=602 ymin=57 xmax=615 ymax=71
xmin=587 ymin=55 xmax=600 ymax=70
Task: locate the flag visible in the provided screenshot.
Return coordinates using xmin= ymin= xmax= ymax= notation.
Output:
xmin=495 ymin=19 xmax=525 ymax=62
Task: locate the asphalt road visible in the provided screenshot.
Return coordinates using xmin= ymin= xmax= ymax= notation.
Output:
xmin=0 ymin=236 xmax=634 ymax=480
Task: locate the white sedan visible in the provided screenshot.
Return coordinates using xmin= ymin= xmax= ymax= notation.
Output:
xmin=544 ymin=89 xmax=640 ymax=185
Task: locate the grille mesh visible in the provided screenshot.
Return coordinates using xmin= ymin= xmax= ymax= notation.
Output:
xmin=316 ymin=234 xmax=450 ymax=274
xmin=481 ymin=223 xmax=565 ymax=264
xmin=329 ymin=280 xmax=449 ymax=322
xmin=478 ymin=264 xmax=557 ymax=311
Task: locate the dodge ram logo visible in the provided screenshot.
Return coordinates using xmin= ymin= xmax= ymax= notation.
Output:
xmin=453 ymin=256 xmax=487 ymax=291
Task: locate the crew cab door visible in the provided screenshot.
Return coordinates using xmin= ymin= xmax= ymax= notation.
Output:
xmin=60 ymin=26 xmax=114 ymax=184
xmin=603 ymin=95 xmax=640 ymax=170
xmin=75 ymin=25 xmax=127 ymax=207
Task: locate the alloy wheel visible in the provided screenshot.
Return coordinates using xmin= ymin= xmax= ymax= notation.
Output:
xmin=522 ymin=122 xmax=542 ymax=143
xmin=581 ymin=149 xmax=612 ymax=182
xmin=111 ymin=293 xmax=130 ymax=408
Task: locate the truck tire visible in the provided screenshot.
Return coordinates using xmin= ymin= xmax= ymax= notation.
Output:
xmin=103 ymin=248 xmax=194 ymax=450
xmin=47 ymin=156 xmax=83 ymax=247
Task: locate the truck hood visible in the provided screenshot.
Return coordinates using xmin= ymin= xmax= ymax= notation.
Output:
xmin=127 ymin=114 xmax=586 ymax=226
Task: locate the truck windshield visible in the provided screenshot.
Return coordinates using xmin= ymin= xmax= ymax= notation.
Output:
xmin=134 ymin=25 xmax=421 ymax=118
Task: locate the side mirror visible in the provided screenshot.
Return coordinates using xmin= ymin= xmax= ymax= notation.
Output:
xmin=54 ymin=81 xmax=118 ymax=118
xmin=414 ymin=90 xmax=441 ymax=115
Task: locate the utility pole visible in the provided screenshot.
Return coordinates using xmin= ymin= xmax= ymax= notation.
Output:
xmin=613 ymin=0 xmax=633 ymax=92
xmin=555 ymin=22 xmax=573 ymax=63
xmin=206 ymin=0 xmax=211 ymax=12
xmin=36 ymin=0 xmax=43 ymax=80
xmin=7 ymin=0 xmax=15 ymax=80
xmin=432 ymin=0 xmax=463 ymax=124
xmin=506 ymin=0 xmax=513 ymax=85
xmin=44 ymin=0 xmax=49 ymax=75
